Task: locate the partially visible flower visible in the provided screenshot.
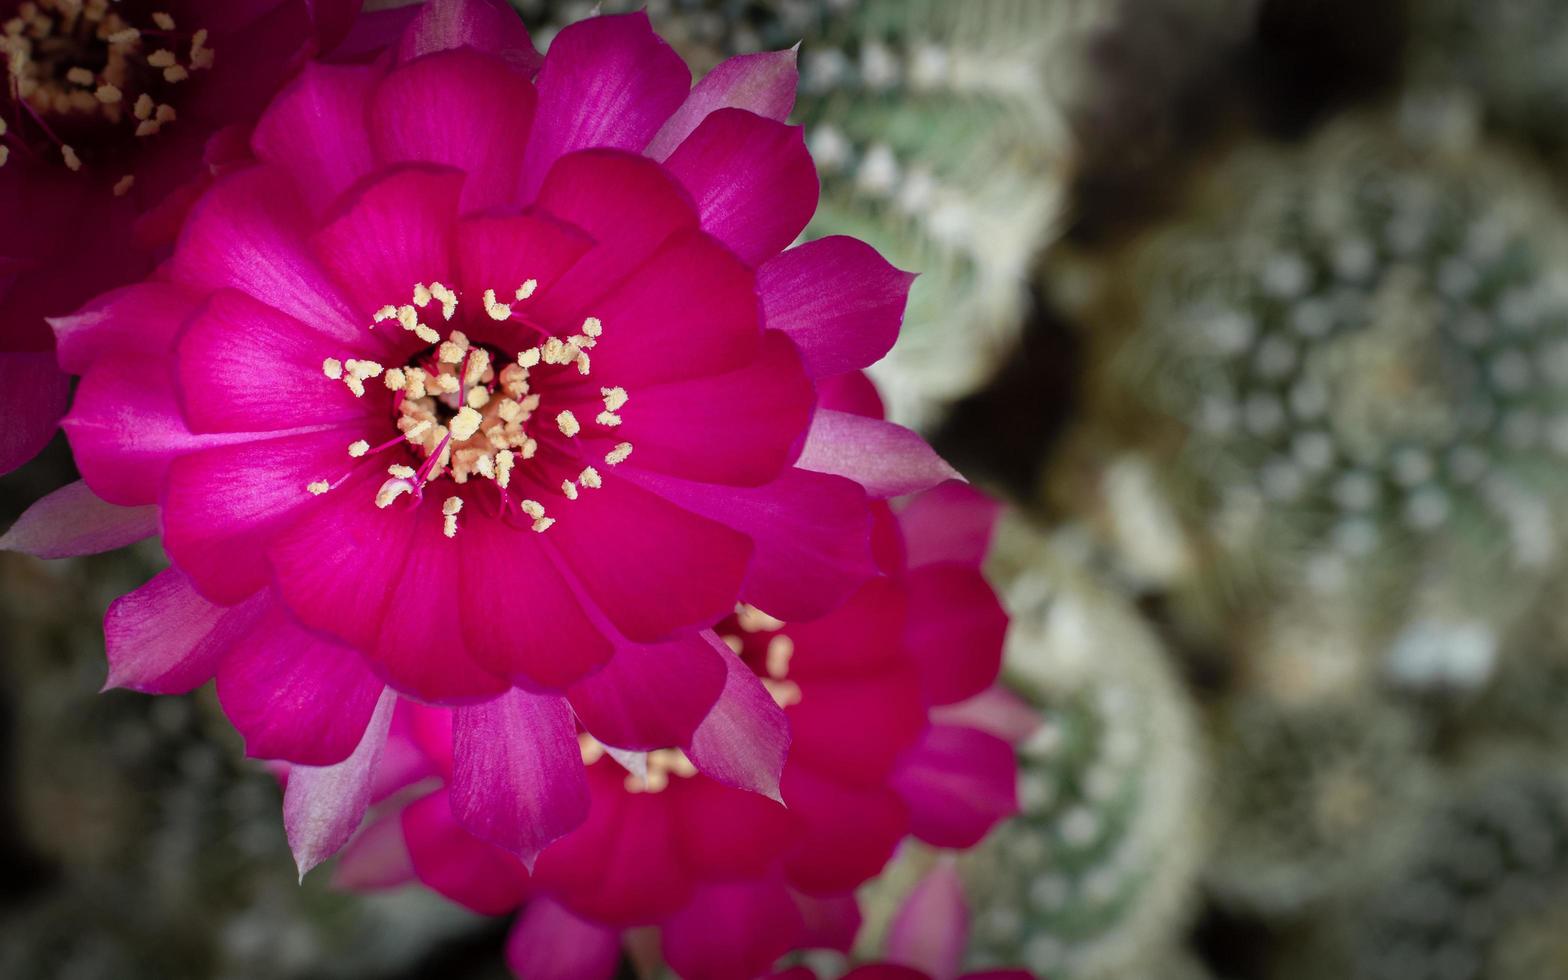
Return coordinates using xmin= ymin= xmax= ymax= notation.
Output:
xmin=17 ymin=0 xmax=958 ymax=875
xmin=0 ymin=0 xmax=391 ymax=474
xmin=336 ymin=471 xmax=1021 ymax=980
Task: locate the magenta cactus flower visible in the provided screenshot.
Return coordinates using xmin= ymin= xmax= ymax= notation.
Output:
xmin=13 ymin=0 xmax=961 ymax=874
xmin=0 ymin=0 xmax=400 ymax=475
xmin=333 ymin=476 xmax=1025 ymax=980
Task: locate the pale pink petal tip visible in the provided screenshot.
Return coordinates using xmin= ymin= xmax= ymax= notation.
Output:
xmin=797 ymin=410 xmax=963 ymax=499
xmin=506 ymin=899 xmax=621 ymax=980
xmin=685 ymin=632 xmax=790 ymax=802
xmin=0 ymin=480 xmax=158 ymax=559
xmin=284 ymin=687 xmax=397 ymax=880
xmin=886 ymin=858 xmax=970 ymax=980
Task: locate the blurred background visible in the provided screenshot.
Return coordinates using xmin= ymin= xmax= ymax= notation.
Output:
xmin=9 ymin=0 xmax=1568 ymax=977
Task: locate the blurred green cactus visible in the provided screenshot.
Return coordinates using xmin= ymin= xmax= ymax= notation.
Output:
xmin=1329 ymin=763 xmax=1568 ymax=980
xmin=960 ymin=520 xmax=1207 ymax=979
xmin=1203 ymin=695 xmax=1434 ymax=916
xmin=1076 ymin=119 xmax=1568 ymax=684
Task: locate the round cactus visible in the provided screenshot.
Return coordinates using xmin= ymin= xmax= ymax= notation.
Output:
xmin=1336 ymin=763 xmax=1568 ymax=980
xmin=1080 ymin=119 xmax=1568 ymax=678
xmin=961 ymin=521 xmax=1207 ymax=979
xmin=1203 ymin=694 xmax=1435 ymax=916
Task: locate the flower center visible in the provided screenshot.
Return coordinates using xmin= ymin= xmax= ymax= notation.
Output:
xmin=1 ymin=0 xmax=210 ymax=185
xmin=720 ymin=604 xmax=800 ymax=708
xmin=309 ymin=280 xmax=636 ymax=540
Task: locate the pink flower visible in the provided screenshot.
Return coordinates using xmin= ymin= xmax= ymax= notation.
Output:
xmin=335 ymin=474 xmax=1023 ymax=980
xmin=0 ymin=0 xmax=398 ymax=475
xmin=17 ymin=0 xmax=961 ymax=872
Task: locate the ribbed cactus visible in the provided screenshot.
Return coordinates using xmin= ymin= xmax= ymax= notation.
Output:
xmin=961 ymin=521 xmax=1206 ymax=979
xmin=1084 ymin=119 xmax=1568 ymax=678
xmin=517 ymin=0 xmax=1073 ymax=428
xmin=1203 ymin=695 xmax=1434 ymax=916
xmin=1334 ymin=764 xmax=1568 ymax=980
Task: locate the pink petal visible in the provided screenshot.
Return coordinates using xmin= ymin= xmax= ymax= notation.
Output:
xmin=903 ymin=565 xmax=1007 ymax=707
xmin=664 ymin=109 xmax=817 ymax=267
xmin=0 ymin=480 xmax=158 ymax=559
xmin=331 ymin=811 xmax=416 ymax=891
xmin=402 ymin=788 xmax=531 ymax=914
xmin=886 ymin=859 xmax=969 ymax=980
xmin=162 ymin=424 xmax=369 ymax=604
xmin=0 ymin=353 xmax=68 ymax=476
xmin=63 ymin=355 xmax=260 ymax=507
xmin=215 ymin=598 xmax=387 ymax=766
xmin=268 ymin=485 xmax=511 ymax=702
xmin=506 ymin=899 xmax=621 ymax=980
xmin=529 ymin=149 xmax=699 ymax=319
xmin=792 ymin=891 xmax=862 ymax=954
xmin=550 ymin=476 xmax=752 ymax=644
xmin=671 ymin=775 xmax=795 ymax=880
xmin=646 ymin=48 xmax=800 ymax=160
xmin=686 ymin=635 xmax=789 ymax=801
xmin=311 ymin=165 xmax=464 ymax=322
xmin=397 ymin=0 xmax=542 ymax=75
xmin=568 ymin=631 xmax=726 ymax=750
xmin=797 ymin=410 xmax=961 ymax=499
xmin=101 ymin=568 xmax=263 ymax=694
xmin=930 ymin=686 xmax=1042 ymax=745
xmin=50 ymin=282 xmax=205 ymax=374
xmin=781 ymin=766 xmax=907 ymax=894
xmin=576 ymin=227 xmax=759 ymax=388
xmin=451 ymin=688 xmax=589 ymax=867
xmin=174 ymin=289 xmax=371 ymax=434
xmin=897 ymin=481 xmax=1001 ymax=569
xmin=890 ymin=725 xmax=1018 ymax=849
xmin=818 ymin=370 xmax=886 ymax=418
xmin=760 ymin=237 xmax=913 ymax=378
xmin=453 ymin=210 xmax=594 ymax=350
xmin=623 ymin=466 xmax=875 ymax=623
xmin=519 ymin=11 xmax=690 ymax=200
xmin=783 ymin=577 xmax=907 ymax=680
xmin=616 ymin=331 xmax=813 ymax=487
xmin=283 ymin=685 xmax=398 ymax=879
xmin=250 ymin=63 xmax=379 ymax=218
xmin=371 ymin=49 xmax=537 ymax=212
xmin=457 ymin=518 xmax=613 ymax=690
xmin=661 ymin=878 xmax=805 ymax=980
xmin=541 ymin=773 xmax=695 ymax=925
xmin=787 ymin=669 xmax=928 ymax=787
xmin=170 ymin=166 xmax=359 ymax=342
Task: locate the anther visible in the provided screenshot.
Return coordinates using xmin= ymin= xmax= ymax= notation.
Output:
xmin=515 ymin=279 xmax=538 ymax=300
xmin=555 ymin=411 xmax=580 ymax=437
xmin=518 ymin=347 xmax=541 ymax=369
xmin=450 ymin=407 xmax=482 ymax=441
xmin=561 ymin=480 xmax=578 ymax=500
xmin=482 ymin=288 xmax=511 ymax=321
xmin=348 ymin=440 xmax=369 ymax=458
xmin=601 ymin=387 xmax=628 ymax=411
xmin=61 ymin=145 xmax=81 ymax=171
xmin=596 ymin=411 xmax=621 ymax=427
xmin=578 ymin=467 xmax=602 ymax=489
xmin=112 ymin=175 xmax=133 ymax=196
xmin=605 ymin=443 xmax=633 ymax=465
xmin=307 ymin=480 xmax=331 ymax=495
xmin=442 ymin=496 xmax=463 ymax=538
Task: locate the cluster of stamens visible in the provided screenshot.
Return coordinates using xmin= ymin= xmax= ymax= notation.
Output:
xmin=1 ymin=1 xmax=210 ymax=183
xmin=307 ymin=280 xmax=636 ymax=540
xmin=722 ymin=604 xmax=801 ymax=708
